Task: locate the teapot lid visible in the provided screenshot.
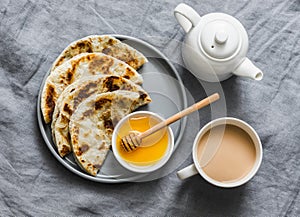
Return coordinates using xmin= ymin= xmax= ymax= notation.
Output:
xmin=199 ymin=14 xmax=243 ymax=60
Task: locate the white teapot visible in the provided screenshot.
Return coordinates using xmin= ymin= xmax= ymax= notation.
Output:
xmin=174 ymin=3 xmax=263 ymax=82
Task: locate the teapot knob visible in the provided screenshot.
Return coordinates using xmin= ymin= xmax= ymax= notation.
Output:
xmin=215 ymin=31 xmax=228 ymax=44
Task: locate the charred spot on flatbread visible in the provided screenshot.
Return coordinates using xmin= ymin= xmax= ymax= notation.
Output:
xmin=103 ymin=115 xmax=114 ymax=131
xmin=66 ymin=70 xmax=74 ymax=83
xmin=60 ymin=114 xmax=69 ymax=124
xmin=82 ymin=109 xmax=93 ymax=118
xmin=111 ymin=47 xmax=140 ymax=69
xmin=95 ymin=98 xmax=112 ymax=110
xmin=103 ymin=76 xmax=121 ymax=92
xmin=126 ymin=58 xmax=140 ymax=69
xmin=45 ymin=84 xmax=58 ymax=122
xmin=71 ymin=126 xmax=79 ymax=145
xmin=88 ymin=55 xmax=114 ymax=75
xmin=124 ymin=67 xmax=136 ymax=78
xmin=79 ymin=143 xmax=89 ymax=154
xmin=108 ymin=38 xmax=117 ymax=46
xmin=102 ymin=39 xmax=118 ymax=55
xmin=138 ymin=91 xmax=148 ymax=101
xmin=74 ymin=41 xmax=93 ymax=53
xmin=63 ymin=103 xmax=72 ymax=115
xmin=73 ymin=82 xmax=98 ymax=108
xmin=60 ymin=145 xmax=71 ymax=157
xmin=102 ymin=47 xmax=112 ymax=55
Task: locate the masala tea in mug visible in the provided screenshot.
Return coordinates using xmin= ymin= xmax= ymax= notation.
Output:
xmin=177 ymin=117 xmax=262 ymax=187
xmin=197 ymin=124 xmax=257 ymax=183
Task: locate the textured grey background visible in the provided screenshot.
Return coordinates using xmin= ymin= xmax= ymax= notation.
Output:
xmin=0 ymin=0 xmax=299 ymax=216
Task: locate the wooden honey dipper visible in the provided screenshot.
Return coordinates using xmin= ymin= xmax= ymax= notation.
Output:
xmin=120 ymin=93 xmax=220 ymax=152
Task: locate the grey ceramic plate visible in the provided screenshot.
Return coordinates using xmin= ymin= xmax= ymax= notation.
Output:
xmin=37 ymin=35 xmax=187 ymax=183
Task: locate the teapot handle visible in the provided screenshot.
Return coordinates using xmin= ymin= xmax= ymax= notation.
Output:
xmin=174 ymin=3 xmax=201 ymax=33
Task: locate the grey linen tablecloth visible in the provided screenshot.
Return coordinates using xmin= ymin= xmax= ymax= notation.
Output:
xmin=0 ymin=0 xmax=299 ymax=216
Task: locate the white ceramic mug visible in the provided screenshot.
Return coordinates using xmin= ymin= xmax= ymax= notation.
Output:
xmin=177 ymin=117 xmax=263 ymax=188
xmin=112 ymin=111 xmax=174 ymax=173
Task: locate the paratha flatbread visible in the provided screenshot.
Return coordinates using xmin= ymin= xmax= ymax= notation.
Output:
xmin=41 ymin=52 xmax=143 ymax=124
xmin=50 ymin=35 xmax=147 ymax=72
xmin=52 ymin=75 xmax=151 ymax=157
xmin=69 ymin=90 xmax=149 ymax=176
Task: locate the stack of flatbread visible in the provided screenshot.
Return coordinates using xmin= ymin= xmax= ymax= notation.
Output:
xmin=41 ymin=35 xmax=151 ymax=176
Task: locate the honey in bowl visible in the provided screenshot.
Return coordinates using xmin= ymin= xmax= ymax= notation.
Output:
xmin=116 ymin=115 xmax=169 ymax=166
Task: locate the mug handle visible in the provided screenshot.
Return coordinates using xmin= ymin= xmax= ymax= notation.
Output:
xmin=174 ymin=3 xmax=201 ymax=33
xmin=177 ymin=164 xmax=198 ymax=180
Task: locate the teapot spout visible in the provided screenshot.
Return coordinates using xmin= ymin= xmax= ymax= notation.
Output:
xmin=233 ymin=58 xmax=263 ymax=81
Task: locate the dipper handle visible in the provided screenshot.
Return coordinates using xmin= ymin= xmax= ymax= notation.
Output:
xmin=139 ymin=93 xmax=220 ymax=139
